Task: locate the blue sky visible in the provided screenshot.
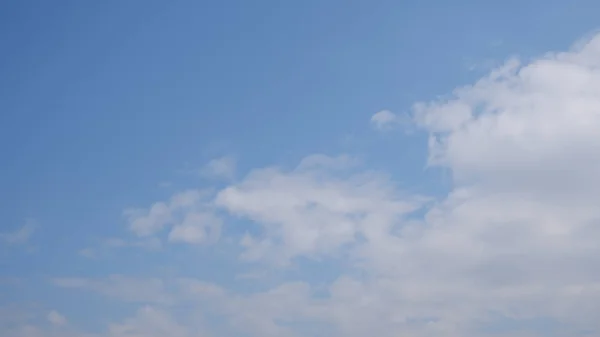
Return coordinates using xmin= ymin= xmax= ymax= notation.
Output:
xmin=2 ymin=1 xmax=600 ymax=336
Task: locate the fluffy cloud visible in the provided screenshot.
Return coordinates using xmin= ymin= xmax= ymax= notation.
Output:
xmin=10 ymin=33 xmax=600 ymax=337
xmin=397 ymin=33 xmax=600 ymax=332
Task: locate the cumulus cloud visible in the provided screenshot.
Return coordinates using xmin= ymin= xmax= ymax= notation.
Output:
xmin=399 ymin=33 xmax=600 ymax=333
xmin=11 ymin=32 xmax=600 ymax=337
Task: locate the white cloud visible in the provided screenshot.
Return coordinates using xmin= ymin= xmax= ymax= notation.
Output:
xmin=168 ymin=212 xmax=221 ymax=244
xmin=46 ymin=310 xmax=67 ymax=327
xmin=200 ymin=156 xmax=236 ymax=180
xmin=124 ymin=190 xmax=220 ymax=244
xmin=215 ymin=154 xmax=423 ymax=264
xmin=369 ymin=109 xmax=397 ymax=129
xmin=370 ymin=109 xmax=414 ymax=133
xmin=124 ymin=202 xmax=172 ymax=237
xmin=392 ymin=32 xmax=600 ymax=333
xmin=1 ymin=219 xmax=35 ymax=245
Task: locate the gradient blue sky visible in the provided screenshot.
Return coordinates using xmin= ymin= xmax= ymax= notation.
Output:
xmin=2 ymin=1 xmax=600 ymax=336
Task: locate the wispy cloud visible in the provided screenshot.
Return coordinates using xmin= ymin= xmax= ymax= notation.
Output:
xmin=53 ymin=275 xmax=174 ymax=305
xmin=47 ymin=310 xmax=67 ymax=327
xmin=79 ymin=237 xmax=162 ymax=259
xmin=370 ymin=109 xmax=413 ymax=132
xmin=369 ymin=109 xmax=397 ymax=129
xmin=0 ymin=219 xmax=36 ymax=245
xmin=200 ymin=155 xmax=236 ymax=181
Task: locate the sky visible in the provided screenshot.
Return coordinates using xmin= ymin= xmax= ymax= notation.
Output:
xmin=2 ymin=0 xmax=600 ymax=336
